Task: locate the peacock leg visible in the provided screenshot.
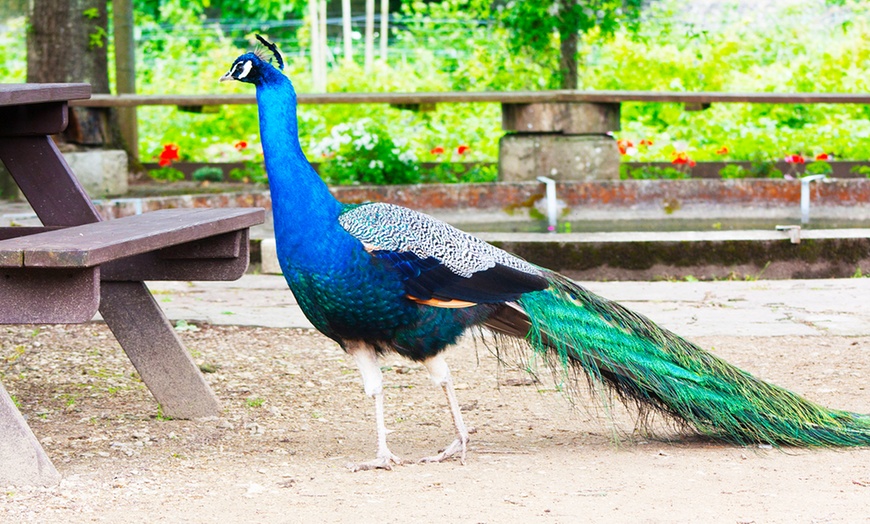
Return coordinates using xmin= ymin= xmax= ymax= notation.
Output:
xmin=346 ymin=342 xmax=402 ymax=471
xmin=420 ymin=354 xmax=471 ymax=465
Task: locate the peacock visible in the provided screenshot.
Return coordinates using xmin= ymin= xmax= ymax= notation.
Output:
xmin=221 ymin=36 xmax=870 ymax=471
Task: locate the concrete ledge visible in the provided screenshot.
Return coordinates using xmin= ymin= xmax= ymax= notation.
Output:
xmin=260 ymin=238 xmax=282 ymax=274
xmin=481 ymin=229 xmax=870 ymax=281
xmin=91 ymin=179 xmax=870 ymax=221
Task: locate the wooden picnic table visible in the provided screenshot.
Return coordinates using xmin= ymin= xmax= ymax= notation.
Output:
xmin=0 ymin=83 xmax=266 ymax=486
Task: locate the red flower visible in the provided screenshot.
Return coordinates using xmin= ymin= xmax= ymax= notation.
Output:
xmin=716 ymin=146 xmax=729 ymax=155
xmin=815 ymin=152 xmax=831 ymax=161
xmin=158 ymin=144 xmax=179 ymax=167
xmin=456 ymin=144 xmax=470 ymax=155
xmin=430 ymin=146 xmax=445 ymax=155
xmin=617 ymin=139 xmax=633 ymax=155
xmin=639 ymin=139 xmax=653 ymax=147
xmin=672 ymin=151 xmax=694 ymax=166
xmin=784 ymin=154 xmax=805 ymax=164
xmin=234 ymin=140 xmax=248 ymax=151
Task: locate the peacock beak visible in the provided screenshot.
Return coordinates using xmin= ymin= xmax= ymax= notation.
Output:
xmin=219 ymin=71 xmax=234 ymax=82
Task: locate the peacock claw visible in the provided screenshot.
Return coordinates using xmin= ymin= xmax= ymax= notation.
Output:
xmin=419 ymin=435 xmax=470 ymax=465
xmin=348 ymin=452 xmax=402 ymax=472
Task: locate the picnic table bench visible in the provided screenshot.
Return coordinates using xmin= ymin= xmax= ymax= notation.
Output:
xmin=0 ymin=83 xmax=265 ymax=486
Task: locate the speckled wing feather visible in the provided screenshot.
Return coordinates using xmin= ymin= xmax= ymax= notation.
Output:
xmin=338 ymin=202 xmax=548 ymax=305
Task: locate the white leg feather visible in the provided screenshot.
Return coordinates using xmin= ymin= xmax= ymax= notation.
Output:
xmin=346 ymin=342 xmax=402 ymax=471
xmin=420 ymin=354 xmax=472 ymax=465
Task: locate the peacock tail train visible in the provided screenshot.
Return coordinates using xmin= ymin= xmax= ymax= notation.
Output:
xmin=507 ymin=272 xmax=870 ymax=447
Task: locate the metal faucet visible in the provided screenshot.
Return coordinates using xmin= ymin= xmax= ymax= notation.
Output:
xmin=536 ymin=176 xmax=558 ymax=232
xmin=800 ymin=174 xmax=827 ymax=225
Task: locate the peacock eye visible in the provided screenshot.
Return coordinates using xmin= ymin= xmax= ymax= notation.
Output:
xmin=236 ymin=60 xmax=253 ymax=79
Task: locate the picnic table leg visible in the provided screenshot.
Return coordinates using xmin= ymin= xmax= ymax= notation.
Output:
xmin=99 ymin=281 xmax=221 ymax=419
xmin=0 ymin=381 xmax=61 ymax=486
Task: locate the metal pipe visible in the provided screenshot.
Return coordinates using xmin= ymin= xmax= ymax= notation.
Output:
xmin=801 ymin=174 xmax=827 ymax=224
xmin=536 ymin=176 xmax=558 ymax=232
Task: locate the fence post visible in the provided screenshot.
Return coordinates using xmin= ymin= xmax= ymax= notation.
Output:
xmin=499 ymin=102 xmax=621 ymax=181
xmin=113 ymin=0 xmax=138 ymax=160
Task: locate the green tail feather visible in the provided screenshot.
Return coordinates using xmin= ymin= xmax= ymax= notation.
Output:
xmin=516 ymin=274 xmax=870 ymax=446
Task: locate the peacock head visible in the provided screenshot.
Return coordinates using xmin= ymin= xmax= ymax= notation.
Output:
xmin=220 ymin=35 xmax=284 ymax=85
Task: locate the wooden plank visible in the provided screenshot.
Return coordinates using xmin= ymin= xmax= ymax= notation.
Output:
xmin=0 ymin=227 xmax=64 ymax=241
xmin=0 ymin=381 xmax=61 ymax=486
xmin=0 ymin=135 xmax=103 ymax=226
xmin=0 ymin=83 xmax=91 ymax=107
xmin=0 ymin=267 xmax=99 ymax=323
xmin=0 ymin=102 xmax=68 ymax=136
xmin=100 ymin=230 xmax=251 ymax=282
xmin=71 ymin=90 xmax=870 ymax=108
xmin=0 ymin=208 xmax=265 ymax=268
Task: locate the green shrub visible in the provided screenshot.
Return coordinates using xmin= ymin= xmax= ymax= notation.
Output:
xmin=747 ymin=156 xmax=782 ymax=178
xmin=228 ymin=160 xmax=268 ymax=184
xmin=805 ymin=161 xmax=833 ymax=176
xmin=620 ymin=164 xmax=690 ymax=180
xmin=148 ymin=167 xmax=185 ymax=182
xmin=191 ymin=166 xmax=225 ymax=182
xmin=719 ymin=164 xmax=748 ymax=179
xmin=312 ymin=119 xmax=420 ymax=185
xmin=850 ymin=165 xmax=870 ymax=178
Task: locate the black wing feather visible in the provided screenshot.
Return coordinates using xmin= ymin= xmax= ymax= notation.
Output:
xmin=371 ymin=249 xmax=547 ymax=304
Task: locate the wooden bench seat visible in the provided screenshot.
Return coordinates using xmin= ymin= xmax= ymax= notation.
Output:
xmin=0 ymin=207 xmax=264 ymax=268
xmin=0 ymin=207 xmax=265 ymax=324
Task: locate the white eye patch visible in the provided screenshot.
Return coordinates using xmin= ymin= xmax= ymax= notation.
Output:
xmin=236 ymin=60 xmax=253 ymax=79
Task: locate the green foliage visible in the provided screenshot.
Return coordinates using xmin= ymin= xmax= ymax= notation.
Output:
xmin=747 ymin=156 xmax=783 ymax=178
xmin=805 ymin=160 xmax=833 ymax=175
xmin=620 ymin=164 xmax=690 ymax=180
xmin=312 ymin=119 xmax=421 ymax=185
xmin=5 ymin=0 xmax=870 ymax=180
xmin=191 ymin=166 xmax=224 ymax=182
xmin=499 ymin=0 xmax=642 ymax=87
xmin=850 ymin=165 xmax=870 ymax=177
xmin=88 ymin=26 xmax=108 ymax=49
xmin=148 ymin=167 xmax=185 ymax=182
xmin=134 ymin=0 xmax=303 ymax=24
xmin=422 ymin=163 xmax=498 ymax=184
xmin=718 ymin=164 xmax=748 ymax=179
xmin=0 ymin=17 xmax=26 ymax=82
xmin=228 ymin=160 xmax=267 ymax=184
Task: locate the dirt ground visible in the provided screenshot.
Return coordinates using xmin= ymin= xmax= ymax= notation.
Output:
xmin=1 ymin=323 xmax=869 ymax=523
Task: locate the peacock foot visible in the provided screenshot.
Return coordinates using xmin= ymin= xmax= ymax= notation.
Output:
xmin=348 ymin=451 xmax=402 ymax=472
xmin=419 ymin=435 xmax=470 ymax=465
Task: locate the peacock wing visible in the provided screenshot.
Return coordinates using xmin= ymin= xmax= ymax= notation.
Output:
xmin=338 ymin=202 xmax=548 ymax=307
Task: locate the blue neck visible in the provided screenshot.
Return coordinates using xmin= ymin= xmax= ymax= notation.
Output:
xmin=255 ymin=70 xmax=346 ymax=270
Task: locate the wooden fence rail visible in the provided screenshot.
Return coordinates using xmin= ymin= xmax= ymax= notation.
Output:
xmin=71 ymin=90 xmax=870 ymax=108
xmin=69 ymin=90 xmax=870 ymax=179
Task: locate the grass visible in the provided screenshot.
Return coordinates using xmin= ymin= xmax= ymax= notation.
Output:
xmin=246 ymin=396 xmax=265 ymax=408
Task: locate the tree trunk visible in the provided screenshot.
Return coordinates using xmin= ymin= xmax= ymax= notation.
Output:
xmin=558 ymin=8 xmax=579 ymax=90
xmin=26 ymin=0 xmax=113 ymax=146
